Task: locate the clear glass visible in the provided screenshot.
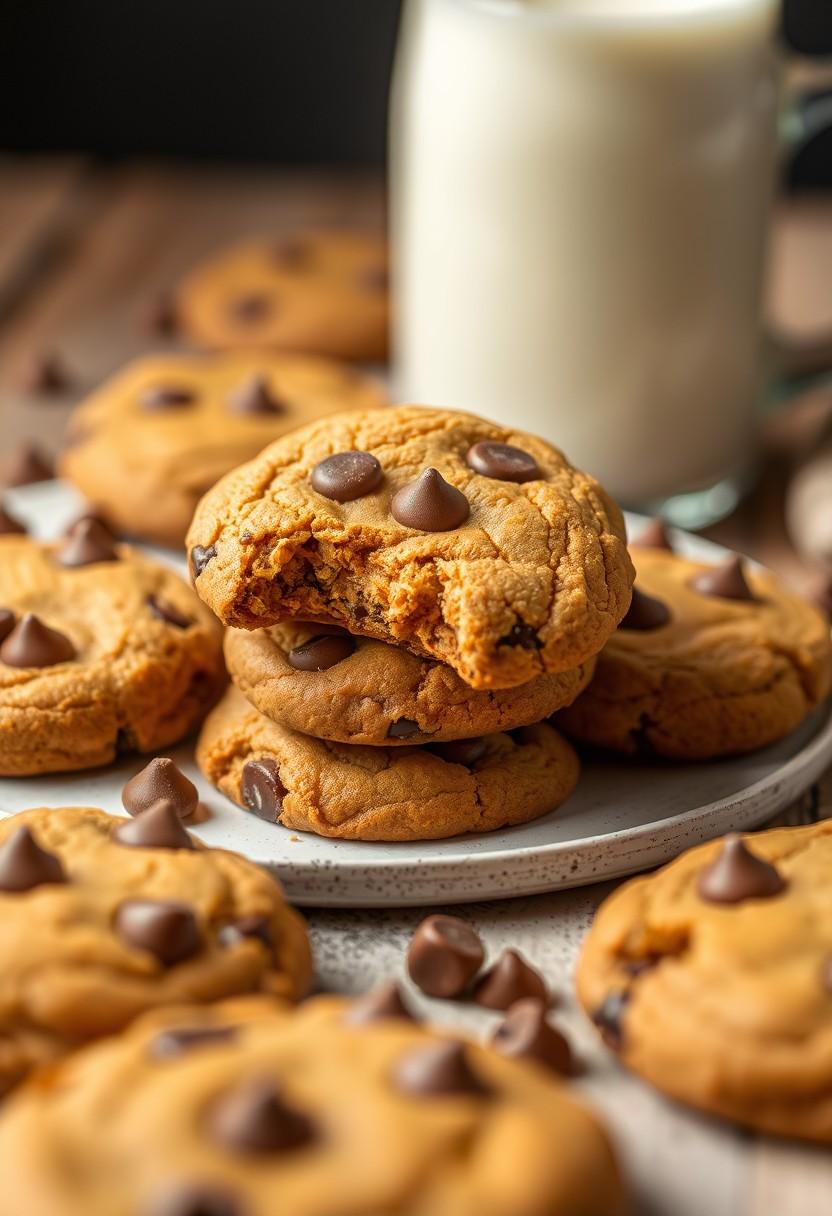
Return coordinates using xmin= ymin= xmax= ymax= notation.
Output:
xmin=390 ymin=0 xmax=781 ymax=525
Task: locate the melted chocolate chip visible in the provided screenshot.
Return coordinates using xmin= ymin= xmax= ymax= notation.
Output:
xmin=632 ymin=518 xmax=674 ymax=551
xmin=344 ymin=981 xmax=416 ymax=1025
xmin=148 ymin=596 xmax=191 ymax=629
xmin=0 ymin=609 xmax=15 ymax=643
xmin=56 ymin=518 xmax=119 ymax=567
xmin=287 ymin=633 xmax=355 ymax=671
xmin=466 ymin=441 xmax=540 ymax=483
xmin=217 ymin=915 xmax=272 ymax=948
xmin=592 ymin=991 xmax=629 ymax=1051
xmin=190 ymin=545 xmax=217 ymax=578
xmin=227 ymin=374 xmax=287 ymax=417
xmin=310 ymin=451 xmax=383 ymax=502
xmin=491 ymin=998 xmax=572 ymax=1076
xmin=692 ymin=555 xmax=756 ymax=602
xmin=1 ymin=444 xmax=53 ymax=488
xmin=407 ymin=915 xmax=485 ymax=999
xmin=388 ymin=718 xmax=420 ymax=740
xmin=122 ymin=757 xmax=199 ymax=820
xmin=144 ymin=1184 xmax=241 ymax=1216
xmin=697 ymin=834 xmax=786 ymax=904
xmin=0 ymin=826 xmax=66 ymax=893
xmin=429 ymin=737 xmax=487 ymax=767
xmin=0 ymin=614 xmax=76 ymax=668
xmin=23 ymin=350 xmax=73 ymax=395
xmin=150 ymin=1025 xmax=237 ymax=1060
xmin=241 ymin=759 xmax=286 ymax=822
xmin=228 ymin=293 xmax=272 ymax=323
xmin=619 ymin=587 xmax=671 ymax=631
xmin=114 ymin=801 xmax=196 ymax=850
xmin=140 ymin=385 xmax=195 ymax=411
xmin=115 ymin=899 xmax=201 ymax=966
xmin=208 ymin=1079 xmax=315 ymax=1154
xmin=472 ymin=949 xmax=548 ymax=1012
xmin=499 ymin=623 xmax=541 ymax=651
xmin=0 ymin=506 xmax=25 ymax=535
xmin=391 ymin=468 xmax=470 ymax=532
xmin=392 ymin=1041 xmax=490 ymax=1098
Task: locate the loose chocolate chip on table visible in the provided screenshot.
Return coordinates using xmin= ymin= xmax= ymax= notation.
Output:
xmin=429 ymin=737 xmax=487 ymax=767
xmin=0 ymin=443 xmax=53 ymax=488
xmin=344 ymin=981 xmax=417 ymax=1026
xmin=115 ymin=800 xmax=196 ymax=851
xmin=472 ymin=949 xmax=547 ymax=1011
xmin=692 ymin=555 xmax=756 ymax=602
xmin=144 ymin=1184 xmax=242 ymax=1216
xmin=288 ymin=633 xmax=356 ymax=671
xmin=407 ymin=914 xmax=485 ymax=999
xmin=632 ymin=518 xmax=674 ymax=551
xmin=310 ymin=450 xmax=384 ymax=502
xmin=227 ymin=374 xmax=287 ymax=417
xmin=123 ymin=757 xmax=199 ymax=820
xmin=391 ymin=468 xmax=470 ymax=532
xmin=491 ymin=998 xmax=573 ymax=1076
xmin=499 ymin=623 xmax=541 ymax=650
xmin=697 ymin=834 xmax=785 ymax=904
xmin=139 ymin=385 xmax=195 ymax=411
xmin=0 ymin=826 xmax=66 ymax=893
xmin=241 ymin=758 xmax=287 ymax=823
xmin=115 ymin=899 xmax=201 ymax=966
xmin=217 ymin=915 xmax=272 ymax=948
xmin=619 ymin=586 xmax=671 ymax=631
xmin=150 ymin=1024 xmax=238 ymax=1060
xmin=56 ymin=518 xmax=119 ymax=568
xmin=190 ymin=545 xmax=217 ymax=578
xmin=148 ymin=596 xmax=191 ymax=629
xmin=0 ymin=609 xmax=15 ymax=643
xmin=388 ymin=717 xmax=420 ymax=740
xmin=392 ymin=1041 xmax=490 ymax=1098
xmin=209 ymin=1079 xmax=315 ymax=1154
xmin=0 ymin=505 xmax=25 ymax=535
xmin=592 ymin=991 xmax=629 ymax=1051
xmin=22 ymin=350 xmax=73 ymax=395
xmin=0 ymin=614 xmax=76 ymax=668
xmin=228 ymin=293 xmax=272 ymax=323
xmin=465 ymin=441 xmax=540 ymax=483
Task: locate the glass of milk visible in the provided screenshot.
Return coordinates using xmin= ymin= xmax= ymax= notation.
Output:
xmin=390 ymin=0 xmax=780 ymax=525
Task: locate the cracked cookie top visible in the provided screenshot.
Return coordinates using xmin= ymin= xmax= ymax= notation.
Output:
xmin=186 ymin=405 xmax=634 ymax=690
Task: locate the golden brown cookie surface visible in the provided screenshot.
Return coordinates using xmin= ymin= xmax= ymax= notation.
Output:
xmin=186 ymin=405 xmax=633 ymax=690
xmin=59 ymin=350 xmax=387 ymax=547
xmin=197 ymin=685 xmax=579 ymax=841
xmin=0 ymin=807 xmax=311 ymax=1096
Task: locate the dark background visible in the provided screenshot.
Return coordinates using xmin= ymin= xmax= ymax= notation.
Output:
xmin=0 ymin=1 xmax=830 ymax=170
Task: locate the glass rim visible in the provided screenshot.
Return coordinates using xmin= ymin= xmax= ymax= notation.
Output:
xmin=442 ymin=0 xmax=778 ymax=30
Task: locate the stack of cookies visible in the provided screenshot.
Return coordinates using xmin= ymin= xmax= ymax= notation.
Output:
xmin=190 ymin=404 xmax=635 ymax=841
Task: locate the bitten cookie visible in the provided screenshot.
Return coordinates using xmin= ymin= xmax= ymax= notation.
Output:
xmin=186 ymin=405 xmax=633 ymax=690
xmin=197 ymin=685 xmax=580 ymax=841
xmin=0 ymin=531 xmax=225 ymax=775
xmin=0 ymin=992 xmax=627 ymax=1216
xmin=59 ymin=350 xmax=387 ymax=547
xmin=578 ymin=822 xmax=832 ymax=1143
xmin=0 ymin=806 xmax=311 ymax=1096
xmin=557 ymin=545 xmax=832 ymax=759
xmin=225 ymin=621 xmax=595 ymax=745
xmin=174 ymin=230 xmax=389 ymax=362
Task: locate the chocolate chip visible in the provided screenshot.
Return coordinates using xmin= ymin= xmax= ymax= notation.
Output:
xmin=592 ymin=991 xmax=629 ymax=1051
xmin=499 ymin=623 xmax=541 ymax=650
xmin=491 ymin=998 xmax=573 ymax=1076
xmin=697 ymin=834 xmax=786 ymax=904
xmin=22 ymin=350 xmax=72 ymax=394
xmin=208 ymin=1079 xmax=315 ymax=1154
xmin=56 ymin=518 xmax=119 ymax=567
xmin=1 ymin=443 xmax=53 ymax=488
xmin=472 ymin=949 xmax=547 ymax=1011
xmin=388 ymin=718 xmax=420 ymax=740
xmin=0 ymin=506 xmax=25 ymax=535
xmin=619 ymin=586 xmax=671 ymax=631
xmin=150 ymin=1025 xmax=237 ymax=1060
xmin=190 ymin=545 xmax=217 ymax=578
xmin=144 ymin=1184 xmax=241 ymax=1216
xmin=287 ymin=633 xmax=355 ymax=671
xmin=0 ymin=614 xmax=76 ymax=668
xmin=140 ymin=385 xmax=195 ymax=411
xmin=0 ymin=826 xmax=66 ymax=892
xmin=241 ymin=759 xmax=286 ymax=822
xmin=217 ymin=915 xmax=272 ymax=948
xmin=143 ymin=295 xmax=179 ymax=337
xmin=429 ymin=737 xmax=487 ymax=767
xmin=115 ymin=899 xmax=201 ymax=966
xmin=148 ymin=596 xmax=191 ymax=629
xmin=0 ymin=609 xmax=15 ymax=643
xmin=271 ymin=237 xmax=311 ymax=269
xmin=692 ymin=555 xmax=756 ymax=602
xmin=310 ymin=451 xmax=383 ymax=502
xmin=344 ymin=981 xmax=417 ymax=1025
xmin=228 ymin=293 xmax=272 ymax=323
xmin=122 ymin=757 xmax=199 ymax=820
xmin=391 ymin=468 xmax=470 ymax=532
xmin=407 ymin=915 xmax=485 ymax=999
xmin=465 ymin=441 xmax=540 ymax=483
xmin=632 ymin=518 xmax=674 ymax=551
xmin=227 ymin=374 xmax=287 ymax=417
xmin=392 ymin=1041 xmax=489 ymax=1098
xmin=115 ymin=800 xmax=196 ymax=850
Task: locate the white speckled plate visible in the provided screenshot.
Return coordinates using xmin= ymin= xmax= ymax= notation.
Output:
xmin=1 ymin=480 xmax=830 ymax=907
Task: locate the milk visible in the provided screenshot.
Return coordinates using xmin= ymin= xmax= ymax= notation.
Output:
xmin=390 ymin=0 xmax=780 ymax=507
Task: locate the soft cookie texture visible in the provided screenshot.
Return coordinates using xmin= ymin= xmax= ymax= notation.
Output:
xmin=0 ymin=807 xmax=311 ymax=1096
xmin=197 ymin=685 xmax=580 ymax=841
xmin=59 ymin=350 xmax=387 ymax=547
xmin=174 ymin=230 xmax=389 ymax=362
xmin=186 ymin=405 xmax=633 ymax=690
xmin=578 ymin=821 xmax=832 ymax=1143
xmin=0 ymin=994 xmax=627 ymax=1216
xmin=558 ymin=547 xmax=832 ymax=759
xmin=225 ymin=621 xmax=596 ymax=745
xmin=0 ymin=535 xmax=225 ymax=775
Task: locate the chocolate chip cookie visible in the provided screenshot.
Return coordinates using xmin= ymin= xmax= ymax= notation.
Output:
xmin=186 ymin=405 xmax=633 ymax=690
xmin=578 ymin=821 xmax=832 ymax=1142
xmin=59 ymin=350 xmax=387 ymax=547
xmin=0 ymin=531 xmax=224 ymax=775
xmin=225 ymin=621 xmax=595 ymax=746
xmin=197 ymin=685 xmax=580 ymax=841
xmin=557 ymin=545 xmax=832 ymax=759
xmin=0 ymin=806 xmax=311 ymax=1095
xmin=0 ymin=992 xmax=627 ymax=1215
xmin=174 ymin=230 xmax=389 ymax=362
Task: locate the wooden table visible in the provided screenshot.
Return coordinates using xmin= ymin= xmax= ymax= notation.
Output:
xmin=1 ymin=157 xmax=831 ymax=1214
